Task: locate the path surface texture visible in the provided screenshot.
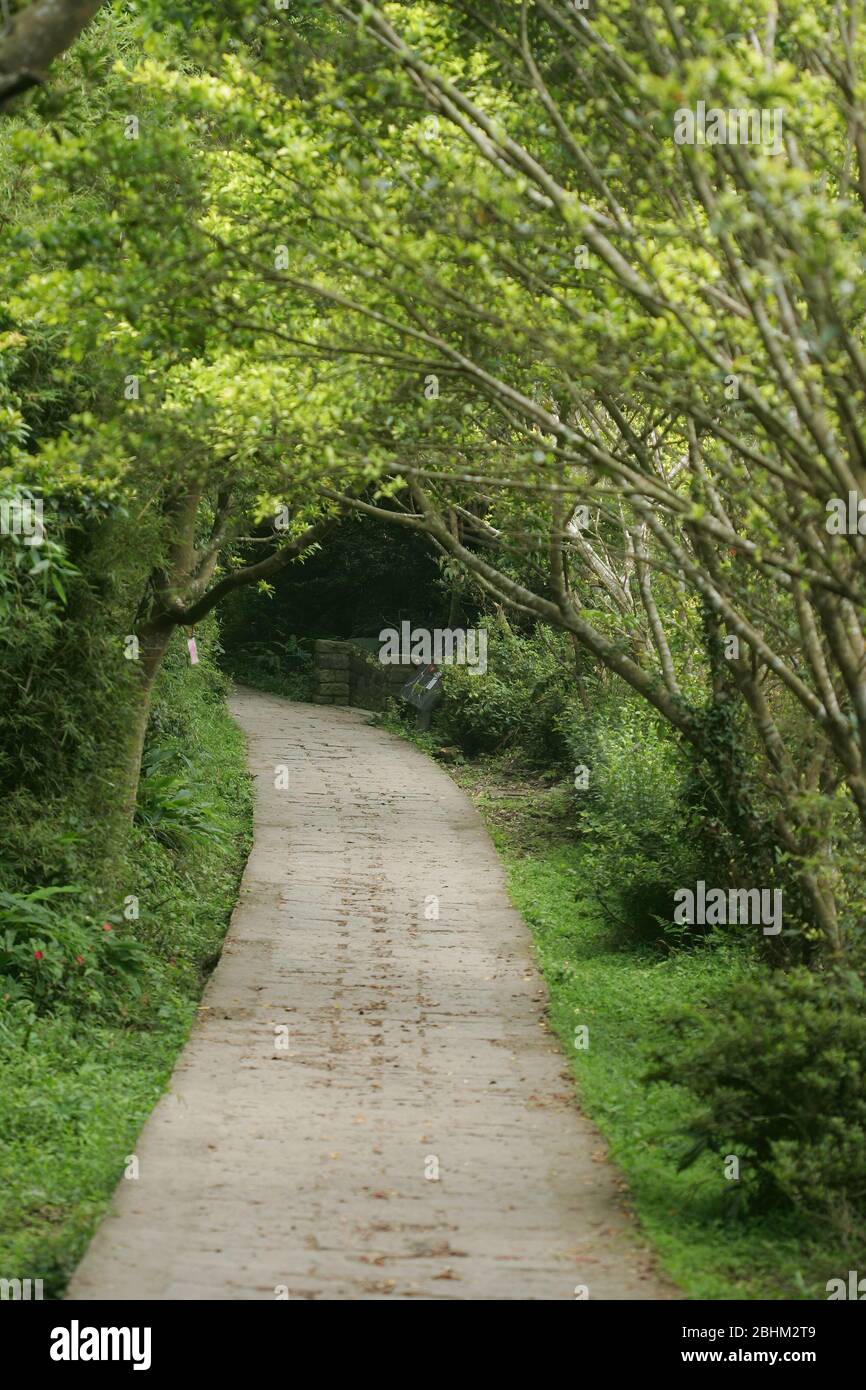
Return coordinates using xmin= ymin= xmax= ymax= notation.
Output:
xmin=69 ymin=688 xmax=675 ymax=1300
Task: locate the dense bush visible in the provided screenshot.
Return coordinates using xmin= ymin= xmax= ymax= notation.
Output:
xmin=438 ymin=626 xmax=712 ymax=945
xmin=136 ymin=744 xmax=230 ymax=854
xmin=438 ymin=622 xmax=795 ymax=951
xmin=438 ymin=620 xmax=575 ymax=761
xmin=646 ymin=967 xmax=866 ymax=1220
xmin=0 ymin=664 xmax=252 ymax=1293
xmin=0 ymin=582 xmax=250 ymax=1019
xmin=219 ymin=635 xmax=314 ymax=702
xmin=0 ymin=886 xmax=147 ymax=1017
xmin=564 ymin=699 xmax=706 ymax=946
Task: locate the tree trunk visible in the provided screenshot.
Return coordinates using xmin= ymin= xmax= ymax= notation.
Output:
xmin=0 ymin=0 xmax=105 ymax=107
xmin=119 ymin=618 xmax=175 ymax=822
xmin=568 ymin=632 xmax=592 ymax=712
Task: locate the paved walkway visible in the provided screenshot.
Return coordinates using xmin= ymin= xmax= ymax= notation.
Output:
xmin=68 ymin=689 xmax=675 ymax=1300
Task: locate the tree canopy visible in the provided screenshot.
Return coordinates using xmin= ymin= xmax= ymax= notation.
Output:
xmin=4 ymin=0 xmax=866 ymax=951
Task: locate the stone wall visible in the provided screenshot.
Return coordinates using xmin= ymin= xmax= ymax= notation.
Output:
xmin=312 ymin=639 xmax=416 ymax=710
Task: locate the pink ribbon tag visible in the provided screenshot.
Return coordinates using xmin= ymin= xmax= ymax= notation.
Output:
xmin=187 ymin=637 xmax=199 ymax=665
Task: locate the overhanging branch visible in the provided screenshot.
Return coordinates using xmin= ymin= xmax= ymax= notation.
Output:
xmin=0 ymin=0 xmax=104 ymax=108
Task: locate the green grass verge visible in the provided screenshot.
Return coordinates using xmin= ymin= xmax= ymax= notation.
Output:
xmin=447 ymin=756 xmax=860 ymax=1301
xmin=0 ymin=689 xmax=252 ymax=1299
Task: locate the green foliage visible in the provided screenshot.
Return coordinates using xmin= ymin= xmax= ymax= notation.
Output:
xmin=569 ymin=699 xmax=705 ymax=946
xmin=0 ymin=886 xmax=143 ymax=1017
xmin=219 ymin=513 xmax=445 ymax=704
xmin=0 ymin=661 xmax=253 ymax=1293
xmin=452 ymin=756 xmax=862 ymax=1298
xmin=439 ymin=625 xmax=710 ymax=945
xmin=438 ymin=621 xmax=574 ymax=760
xmin=136 ymin=746 xmax=230 ymax=853
xmin=220 ymin=636 xmax=315 ymax=701
xmin=647 ymin=968 xmax=866 ymax=1223
xmin=0 ymin=1016 xmax=184 ymax=1298
xmin=2 ymin=0 xmax=865 ymax=1303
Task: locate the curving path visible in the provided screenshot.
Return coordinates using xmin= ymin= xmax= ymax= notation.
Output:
xmin=68 ymin=688 xmax=676 ymax=1301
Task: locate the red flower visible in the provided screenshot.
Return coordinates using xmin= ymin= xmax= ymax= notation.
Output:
xmin=75 ymin=954 xmax=85 ymax=965
xmin=33 ymin=950 xmax=43 ymax=960
xmin=102 ymin=922 xmax=112 ymax=932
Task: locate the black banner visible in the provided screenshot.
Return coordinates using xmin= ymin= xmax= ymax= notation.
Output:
xmin=3 ymin=1297 xmax=861 ymax=1375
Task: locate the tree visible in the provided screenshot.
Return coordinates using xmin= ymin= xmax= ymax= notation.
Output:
xmin=1 ymin=9 xmax=349 ymax=816
xmin=102 ymin=0 xmax=860 ymax=951
xmin=8 ymin=0 xmax=866 ymax=951
xmin=0 ymin=0 xmax=105 ymax=109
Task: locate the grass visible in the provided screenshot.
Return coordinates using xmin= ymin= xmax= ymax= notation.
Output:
xmin=445 ymin=754 xmax=862 ymax=1301
xmin=0 ymin=674 xmax=253 ymax=1299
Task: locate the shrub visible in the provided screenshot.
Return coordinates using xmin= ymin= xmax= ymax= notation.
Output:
xmin=562 ymin=695 xmax=706 ymax=945
xmin=440 ymin=625 xmax=718 ymax=945
xmin=646 ymin=967 xmax=866 ymax=1218
xmin=0 ymin=886 xmax=147 ymax=1016
xmin=135 ymin=745 xmax=230 ymax=854
xmin=438 ymin=621 xmax=574 ymax=762
xmin=220 ymin=636 xmax=314 ymax=701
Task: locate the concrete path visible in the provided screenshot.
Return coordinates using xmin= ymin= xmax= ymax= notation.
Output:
xmin=68 ymin=689 xmax=675 ymax=1301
